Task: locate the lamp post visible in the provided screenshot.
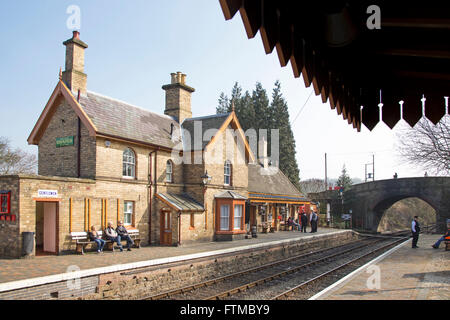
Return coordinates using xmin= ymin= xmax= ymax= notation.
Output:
xmin=201 ymin=171 xmax=212 ymax=186
xmin=201 ymin=171 xmax=212 ymax=230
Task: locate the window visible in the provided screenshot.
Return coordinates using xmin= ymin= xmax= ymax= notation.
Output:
xmin=224 ymin=161 xmax=231 ymax=185
xmin=190 ymin=213 xmax=195 ymax=229
xmin=124 ymin=201 xmax=134 ymax=226
xmin=234 ymin=205 xmax=243 ymax=230
xmin=0 ymin=192 xmax=10 ymax=214
xmin=166 ymin=160 xmax=173 ymax=183
xmin=123 ymin=148 xmax=136 ymax=178
xmin=220 ymin=205 xmax=230 ymax=231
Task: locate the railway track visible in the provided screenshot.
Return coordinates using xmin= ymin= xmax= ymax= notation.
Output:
xmin=272 ymin=236 xmax=407 ymax=300
xmin=143 ymin=235 xmax=405 ymax=300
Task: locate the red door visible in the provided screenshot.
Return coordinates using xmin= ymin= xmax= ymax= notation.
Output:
xmin=160 ymin=210 xmax=172 ymax=245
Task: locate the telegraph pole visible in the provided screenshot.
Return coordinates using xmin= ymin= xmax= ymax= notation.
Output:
xmin=325 ymin=153 xmax=328 ymax=190
xmin=373 ymin=154 xmax=375 ymax=181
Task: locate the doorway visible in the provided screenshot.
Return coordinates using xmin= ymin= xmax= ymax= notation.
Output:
xmin=160 ymin=210 xmax=172 ymax=245
xmin=36 ymin=201 xmax=59 ymax=255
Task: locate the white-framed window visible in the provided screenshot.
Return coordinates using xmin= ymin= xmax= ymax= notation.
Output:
xmin=123 ymin=148 xmax=136 ymax=178
xmin=234 ymin=204 xmax=243 ymax=230
xmin=166 ymin=160 xmax=173 ymax=183
xmin=124 ymin=201 xmax=134 ymax=226
xmin=220 ymin=205 xmax=230 ymax=231
xmin=224 ymin=161 xmax=231 ymax=185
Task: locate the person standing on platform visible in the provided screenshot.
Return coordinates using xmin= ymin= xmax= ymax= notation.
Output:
xmin=411 ymin=216 xmax=420 ymax=248
xmin=301 ymin=211 xmax=308 ymax=233
xmin=310 ymin=211 xmax=318 ymax=233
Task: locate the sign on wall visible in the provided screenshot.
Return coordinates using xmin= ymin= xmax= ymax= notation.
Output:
xmin=37 ymin=190 xmax=58 ymax=198
xmin=56 ymin=136 xmax=74 ymax=148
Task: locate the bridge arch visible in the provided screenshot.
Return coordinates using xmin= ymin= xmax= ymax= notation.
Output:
xmin=309 ymin=177 xmax=450 ymax=233
xmin=372 ymin=195 xmax=438 ymax=232
xmin=346 ymin=177 xmax=450 ymax=233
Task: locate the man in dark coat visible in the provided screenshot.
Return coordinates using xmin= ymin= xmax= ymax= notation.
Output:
xmin=116 ymin=221 xmax=134 ymax=251
xmin=301 ymin=212 xmax=308 ymax=233
xmin=411 ymin=216 xmax=420 ymax=248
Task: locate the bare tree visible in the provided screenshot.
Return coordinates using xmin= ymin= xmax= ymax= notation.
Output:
xmin=299 ymin=178 xmax=326 ymax=194
xmin=397 ymin=116 xmax=450 ymax=175
xmin=0 ymin=137 xmax=37 ymax=175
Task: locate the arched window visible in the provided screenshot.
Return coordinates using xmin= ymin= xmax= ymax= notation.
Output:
xmin=166 ymin=160 xmax=173 ymax=183
xmin=224 ymin=161 xmax=232 ymax=186
xmin=123 ymin=148 xmax=136 ymax=178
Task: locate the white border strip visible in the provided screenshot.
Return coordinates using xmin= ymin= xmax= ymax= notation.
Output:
xmin=309 ymin=238 xmax=411 ymax=300
xmin=0 ymin=230 xmax=351 ymax=293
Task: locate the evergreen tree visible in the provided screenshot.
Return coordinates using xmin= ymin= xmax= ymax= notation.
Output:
xmin=217 ymin=81 xmax=301 ymax=190
xmin=336 ymin=165 xmax=353 ymax=191
xmin=270 ymin=81 xmax=300 ymax=189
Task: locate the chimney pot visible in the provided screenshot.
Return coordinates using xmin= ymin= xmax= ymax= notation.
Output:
xmin=73 ymin=31 xmax=80 ymax=39
xmin=171 ymin=73 xmax=177 ymax=84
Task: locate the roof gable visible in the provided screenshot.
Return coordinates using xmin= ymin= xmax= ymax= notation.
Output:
xmin=182 ymin=112 xmax=255 ymax=162
xmin=27 ymin=80 xmax=97 ymax=145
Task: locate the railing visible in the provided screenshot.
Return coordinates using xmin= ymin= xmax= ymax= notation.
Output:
xmin=422 ymin=224 xmax=438 ymax=234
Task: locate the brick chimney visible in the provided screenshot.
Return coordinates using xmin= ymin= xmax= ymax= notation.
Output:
xmin=162 ymin=72 xmax=195 ymax=123
xmin=62 ymin=31 xmax=88 ymax=95
xmin=258 ymin=137 xmax=269 ymax=169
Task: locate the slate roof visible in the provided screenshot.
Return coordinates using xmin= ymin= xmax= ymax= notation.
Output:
xmin=78 ymin=91 xmax=181 ymax=149
xmin=248 ymin=163 xmax=306 ymax=201
xmin=181 ymin=113 xmax=231 ymax=151
xmin=156 ymin=193 xmax=204 ymax=212
xmin=214 ymin=191 xmax=247 ymax=200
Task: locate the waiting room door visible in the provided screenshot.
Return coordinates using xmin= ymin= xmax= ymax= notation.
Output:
xmin=160 ymin=210 xmax=172 ymax=245
xmin=43 ymin=202 xmax=58 ymax=254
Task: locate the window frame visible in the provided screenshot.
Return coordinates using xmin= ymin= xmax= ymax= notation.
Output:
xmin=122 ymin=148 xmax=136 ymax=179
xmin=219 ymin=204 xmax=230 ymax=231
xmin=166 ymin=160 xmax=173 ymax=183
xmin=123 ymin=201 xmax=134 ymax=226
xmin=234 ymin=204 xmax=243 ymax=230
xmin=224 ymin=160 xmax=232 ymax=186
xmin=0 ymin=192 xmax=11 ymax=214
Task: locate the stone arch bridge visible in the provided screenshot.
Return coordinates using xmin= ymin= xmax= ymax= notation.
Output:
xmin=309 ymin=177 xmax=450 ymax=233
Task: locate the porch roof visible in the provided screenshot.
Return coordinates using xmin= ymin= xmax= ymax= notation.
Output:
xmin=155 ymin=193 xmax=204 ymax=212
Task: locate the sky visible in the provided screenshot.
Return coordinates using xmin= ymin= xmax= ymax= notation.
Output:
xmin=0 ymin=0 xmax=428 ymax=182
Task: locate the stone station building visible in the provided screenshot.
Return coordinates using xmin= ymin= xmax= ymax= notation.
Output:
xmin=0 ymin=31 xmax=308 ymax=258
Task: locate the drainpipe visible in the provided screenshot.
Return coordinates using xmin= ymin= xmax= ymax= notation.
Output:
xmin=148 ymin=151 xmax=155 ymax=245
xmin=178 ymin=211 xmax=182 ymax=246
xmin=77 ymin=90 xmax=81 ymax=178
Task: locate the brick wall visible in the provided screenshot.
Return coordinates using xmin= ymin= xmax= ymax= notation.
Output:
xmin=0 ymin=176 xmax=20 ymax=258
xmin=38 ymin=100 xmax=96 ymax=179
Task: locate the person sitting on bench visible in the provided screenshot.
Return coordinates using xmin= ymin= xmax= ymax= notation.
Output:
xmin=105 ymin=221 xmax=124 ymax=252
xmin=116 ymin=220 xmax=134 ymax=251
xmin=89 ymin=225 xmax=105 ymax=253
xmin=432 ymin=228 xmax=450 ymax=249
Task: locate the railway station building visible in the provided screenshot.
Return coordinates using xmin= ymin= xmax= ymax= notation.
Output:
xmin=0 ymin=31 xmax=308 ymax=258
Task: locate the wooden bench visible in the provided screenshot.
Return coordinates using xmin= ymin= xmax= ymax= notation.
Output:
xmin=71 ymin=229 xmax=141 ymax=255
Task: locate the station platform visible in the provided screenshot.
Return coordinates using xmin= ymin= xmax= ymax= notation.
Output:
xmin=313 ymin=234 xmax=450 ymax=300
xmin=0 ymin=228 xmax=348 ymax=293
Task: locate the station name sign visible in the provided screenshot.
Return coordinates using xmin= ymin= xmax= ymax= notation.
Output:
xmin=38 ymin=190 xmax=58 ymax=198
xmin=56 ymin=136 xmax=74 ymax=148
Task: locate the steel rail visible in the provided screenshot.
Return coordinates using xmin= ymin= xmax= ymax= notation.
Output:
xmin=142 ymin=237 xmax=377 ymax=300
xmin=272 ymin=237 xmax=408 ymax=300
xmin=203 ymin=238 xmax=387 ymax=300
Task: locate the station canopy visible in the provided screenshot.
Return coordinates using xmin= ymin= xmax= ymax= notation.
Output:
xmin=219 ymin=1 xmax=450 ymax=131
